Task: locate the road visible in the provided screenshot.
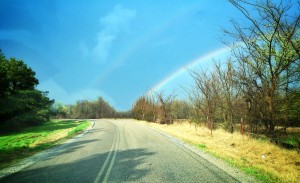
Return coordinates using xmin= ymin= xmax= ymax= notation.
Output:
xmin=2 ymin=119 xmax=248 ymax=183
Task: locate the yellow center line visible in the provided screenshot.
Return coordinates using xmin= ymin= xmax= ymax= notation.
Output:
xmin=103 ymin=127 xmax=120 ymax=182
xmin=94 ymin=122 xmax=120 ymax=183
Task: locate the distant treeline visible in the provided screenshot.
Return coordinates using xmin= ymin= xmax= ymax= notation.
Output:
xmin=51 ymin=98 xmax=131 ymax=119
xmin=0 ymin=50 xmax=54 ymax=132
xmin=131 ymin=92 xmax=191 ymax=124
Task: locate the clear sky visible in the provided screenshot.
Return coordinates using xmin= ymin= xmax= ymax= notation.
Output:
xmin=0 ymin=0 xmax=242 ymax=111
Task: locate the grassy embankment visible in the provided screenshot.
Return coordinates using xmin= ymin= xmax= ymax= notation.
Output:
xmin=0 ymin=120 xmax=91 ymax=169
xmin=138 ymin=120 xmax=300 ymax=183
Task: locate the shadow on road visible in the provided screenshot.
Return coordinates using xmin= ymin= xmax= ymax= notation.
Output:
xmin=2 ymin=148 xmax=156 ymax=183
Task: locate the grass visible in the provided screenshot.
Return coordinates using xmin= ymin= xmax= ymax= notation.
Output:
xmin=68 ymin=121 xmax=91 ymax=136
xmin=197 ymin=144 xmax=207 ymax=150
xmin=0 ymin=120 xmax=91 ymax=169
xmin=137 ymin=120 xmax=300 ymax=183
xmin=280 ymin=135 xmax=300 ymax=148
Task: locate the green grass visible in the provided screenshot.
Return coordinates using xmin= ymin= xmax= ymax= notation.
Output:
xmin=68 ymin=121 xmax=91 ymax=136
xmin=197 ymin=143 xmax=207 ymax=150
xmin=243 ymin=167 xmax=269 ymax=182
xmin=0 ymin=120 xmax=91 ymax=169
xmin=281 ymin=136 xmax=300 ymax=148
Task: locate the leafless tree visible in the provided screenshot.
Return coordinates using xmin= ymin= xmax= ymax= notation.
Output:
xmin=224 ymin=0 xmax=300 ymax=134
xmin=189 ymin=68 xmax=221 ymax=134
xmin=155 ymin=91 xmax=175 ymax=124
xmin=215 ymin=60 xmax=242 ymax=133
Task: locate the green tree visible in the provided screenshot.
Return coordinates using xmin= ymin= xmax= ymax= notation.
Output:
xmin=0 ymin=51 xmax=9 ymax=97
xmin=66 ymin=97 xmax=117 ymax=119
xmin=50 ymin=102 xmax=67 ymax=118
xmin=0 ymin=50 xmax=53 ymax=131
xmin=6 ymin=58 xmax=38 ymax=92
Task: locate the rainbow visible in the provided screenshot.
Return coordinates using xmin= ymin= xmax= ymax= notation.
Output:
xmin=94 ymin=2 xmax=203 ymax=85
xmin=150 ymin=46 xmax=231 ymax=92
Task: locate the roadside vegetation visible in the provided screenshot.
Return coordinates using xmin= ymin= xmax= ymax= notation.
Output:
xmin=138 ymin=120 xmax=300 ymax=183
xmin=132 ymin=0 xmax=300 ymax=148
xmin=0 ymin=120 xmax=91 ymax=169
xmin=131 ymin=0 xmax=300 ymax=182
xmin=133 ymin=0 xmax=300 ymax=135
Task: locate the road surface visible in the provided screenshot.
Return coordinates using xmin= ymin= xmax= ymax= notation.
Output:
xmin=2 ymin=119 xmax=251 ymax=183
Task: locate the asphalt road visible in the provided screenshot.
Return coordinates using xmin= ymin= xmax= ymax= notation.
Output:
xmin=2 ymin=119 xmax=249 ymax=183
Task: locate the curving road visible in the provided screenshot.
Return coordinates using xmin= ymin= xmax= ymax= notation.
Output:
xmin=2 ymin=119 xmax=252 ymax=183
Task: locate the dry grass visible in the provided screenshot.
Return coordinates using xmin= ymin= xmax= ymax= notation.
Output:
xmin=137 ymin=120 xmax=300 ymax=183
xmin=28 ymin=128 xmax=72 ymax=148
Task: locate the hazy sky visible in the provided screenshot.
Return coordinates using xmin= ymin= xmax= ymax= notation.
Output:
xmin=0 ymin=0 xmax=243 ymax=111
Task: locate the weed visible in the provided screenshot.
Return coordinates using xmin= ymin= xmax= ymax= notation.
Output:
xmin=197 ymin=144 xmax=206 ymax=150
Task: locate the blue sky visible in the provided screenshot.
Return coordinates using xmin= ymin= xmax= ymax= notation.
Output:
xmin=0 ymin=0 xmax=242 ymax=111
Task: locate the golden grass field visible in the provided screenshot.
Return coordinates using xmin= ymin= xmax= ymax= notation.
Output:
xmin=137 ymin=120 xmax=300 ymax=183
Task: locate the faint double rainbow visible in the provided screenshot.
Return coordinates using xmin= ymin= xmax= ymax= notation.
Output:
xmin=150 ymin=46 xmax=231 ymax=92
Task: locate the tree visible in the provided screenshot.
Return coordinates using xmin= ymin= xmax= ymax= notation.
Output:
xmin=224 ymin=0 xmax=300 ymax=134
xmin=189 ymin=68 xmax=222 ymax=133
xmin=0 ymin=51 xmax=9 ymax=97
xmin=131 ymin=95 xmax=157 ymax=122
xmin=131 ymin=91 xmax=175 ymax=124
xmin=171 ymin=100 xmax=192 ymax=119
xmin=51 ymin=102 xmax=67 ymax=118
xmin=215 ymin=60 xmax=242 ymax=133
xmin=95 ymin=97 xmax=116 ymax=118
xmin=6 ymin=58 xmax=39 ymax=92
xmin=0 ymin=50 xmax=53 ymax=131
xmin=155 ymin=91 xmax=175 ymax=124
xmin=64 ymin=97 xmax=117 ymax=119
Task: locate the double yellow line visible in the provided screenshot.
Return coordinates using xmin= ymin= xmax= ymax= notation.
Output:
xmin=94 ymin=123 xmax=120 ymax=183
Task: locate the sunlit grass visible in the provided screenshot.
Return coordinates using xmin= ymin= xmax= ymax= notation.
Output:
xmin=0 ymin=120 xmax=91 ymax=169
xmin=68 ymin=121 xmax=91 ymax=136
xmin=137 ymin=120 xmax=300 ymax=183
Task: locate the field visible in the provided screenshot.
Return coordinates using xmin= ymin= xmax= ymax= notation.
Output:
xmin=138 ymin=120 xmax=300 ymax=183
xmin=0 ymin=120 xmax=91 ymax=169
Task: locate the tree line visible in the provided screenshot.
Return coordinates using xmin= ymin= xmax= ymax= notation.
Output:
xmin=132 ymin=0 xmax=300 ymax=137
xmin=0 ymin=50 xmax=54 ymax=132
xmin=131 ymin=91 xmax=191 ymax=124
xmin=51 ymin=97 xmax=131 ymax=119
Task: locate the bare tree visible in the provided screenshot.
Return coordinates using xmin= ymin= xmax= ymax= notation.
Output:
xmin=189 ymin=68 xmax=221 ymax=134
xmin=155 ymin=91 xmax=175 ymax=124
xmin=131 ymin=93 xmax=158 ymax=122
xmin=131 ymin=96 xmax=148 ymax=120
xmin=215 ymin=60 xmax=242 ymax=133
xmin=224 ymin=0 xmax=300 ymax=134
